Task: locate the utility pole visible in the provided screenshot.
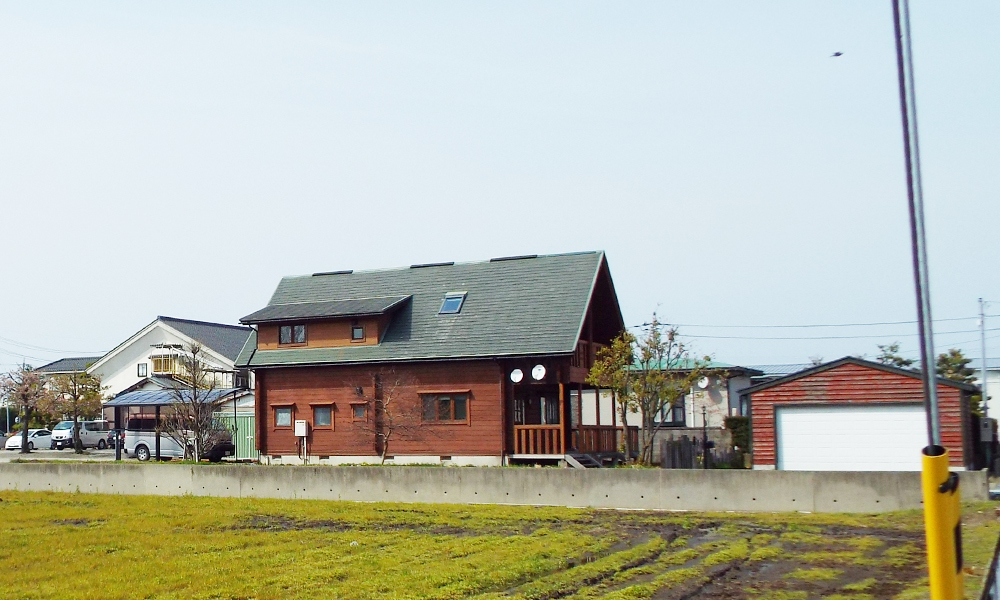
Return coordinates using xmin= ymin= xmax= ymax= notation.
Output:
xmin=980 ymin=298 xmax=989 ymax=420
xmin=980 ymin=299 xmax=992 ymax=475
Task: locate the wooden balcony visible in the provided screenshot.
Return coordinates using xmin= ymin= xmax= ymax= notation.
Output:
xmin=513 ymin=425 xmax=564 ymax=455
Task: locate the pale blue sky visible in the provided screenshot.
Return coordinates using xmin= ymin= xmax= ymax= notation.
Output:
xmin=0 ymin=2 xmax=997 ymax=368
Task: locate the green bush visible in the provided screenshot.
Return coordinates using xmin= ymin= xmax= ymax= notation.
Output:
xmin=724 ymin=416 xmax=750 ymax=451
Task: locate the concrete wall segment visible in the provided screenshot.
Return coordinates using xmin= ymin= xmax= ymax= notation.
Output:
xmin=0 ymin=464 xmax=987 ymax=513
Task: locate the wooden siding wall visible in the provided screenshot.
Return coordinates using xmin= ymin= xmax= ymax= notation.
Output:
xmin=257 ymin=317 xmax=382 ymax=350
xmin=259 ymin=361 xmax=504 ymax=457
xmin=750 ymin=363 xmax=969 ymax=468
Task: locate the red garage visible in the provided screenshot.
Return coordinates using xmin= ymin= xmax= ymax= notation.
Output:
xmin=744 ymin=356 xmax=976 ymax=471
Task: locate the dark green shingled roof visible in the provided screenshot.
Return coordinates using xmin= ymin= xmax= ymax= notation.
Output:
xmin=241 ymin=295 xmax=411 ymax=324
xmin=236 ymin=251 xmax=615 ymax=368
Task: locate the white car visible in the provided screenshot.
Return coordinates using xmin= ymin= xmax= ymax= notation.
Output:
xmin=5 ymin=429 xmax=52 ymax=451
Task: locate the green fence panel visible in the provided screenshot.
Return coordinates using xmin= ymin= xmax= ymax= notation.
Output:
xmin=216 ymin=414 xmax=258 ymax=461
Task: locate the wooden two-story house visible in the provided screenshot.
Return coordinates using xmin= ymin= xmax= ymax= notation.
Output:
xmin=235 ymin=251 xmax=634 ymax=466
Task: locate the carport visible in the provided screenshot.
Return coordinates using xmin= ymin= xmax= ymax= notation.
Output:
xmin=105 ymin=388 xmax=242 ymax=461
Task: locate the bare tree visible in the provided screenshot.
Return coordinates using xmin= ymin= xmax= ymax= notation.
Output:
xmin=352 ymin=368 xmax=429 ymax=464
xmin=161 ymin=342 xmax=231 ymax=461
xmin=0 ymin=365 xmax=53 ymax=453
xmin=39 ymin=371 xmax=104 ymax=453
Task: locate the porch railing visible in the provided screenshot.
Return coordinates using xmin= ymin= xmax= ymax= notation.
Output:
xmin=514 ymin=425 xmax=563 ymax=455
xmin=573 ymin=425 xmax=639 ymax=455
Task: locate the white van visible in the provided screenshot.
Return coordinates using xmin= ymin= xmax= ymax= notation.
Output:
xmin=124 ymin=416 xmax=234 ymax=462
xmin=51 ymin=420 xmax=110 ymax=450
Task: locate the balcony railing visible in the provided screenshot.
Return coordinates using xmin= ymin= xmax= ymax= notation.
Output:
xmin=573 ymin=425 xmax=639 ymax=455
xmin=513 ymin=425 xmax=564 ymax=455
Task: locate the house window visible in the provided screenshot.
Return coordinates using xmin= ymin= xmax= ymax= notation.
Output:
xmin=658 ymin=396 xmax=686 ymax=427
xmin=313 ymin=406 xmax=332 ymax=428
xmin=421 ymin=394 xmax=468 ymax=423
xmin=351 ymin=324 xmax=365 ymax=341
xmin=279 ymin=324 xmax=307 ymax=345
xmin=351 ymin=403 xmax=366 ymax=420
xmin=137 ymin=363 xmax=147 ymax=377
xmin=151 ymin=355 xmax=176 ymax=374
xmin=438 ymin=292 xmax=467 ymax=315
xmin=513 ymin=397 xmax=525 ymax=425
xmin=275 ymin=407 xmax=292 ymax=427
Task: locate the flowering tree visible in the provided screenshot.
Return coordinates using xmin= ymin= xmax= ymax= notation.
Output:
xmin=0 ymin=365 xmax=53 ymax=453
xmin=39 ymin=370 xmax=104 ymax=453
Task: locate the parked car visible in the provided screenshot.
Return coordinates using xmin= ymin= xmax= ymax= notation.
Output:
xmin=5 ymin=429 xmax=52 ymax=451
xmin=124 ymin=417 xmax=234 ymax=462
xmin=50 ymin=420 xmax=110 ymax=450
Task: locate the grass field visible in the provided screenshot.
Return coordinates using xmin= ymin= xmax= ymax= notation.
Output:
xmin=0 ymin=491 xmax=996 ymax=600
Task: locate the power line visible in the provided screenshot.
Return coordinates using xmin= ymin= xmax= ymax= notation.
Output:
xmin=650 ymin=315 xmax=1000 ymax=330
xmin=665 ymin=327 xmax=1000 ymax=341
xmin=0 ymin=334 xmax=105 ymax=355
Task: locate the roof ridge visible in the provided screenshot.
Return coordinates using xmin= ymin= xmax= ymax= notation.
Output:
xmin=158 ymin=316 xmax=251 ymax=331
xmin=281 ymin=250 xmax=603 ymax=281
xmin=266 ymin=294 xmax=410 ymax=307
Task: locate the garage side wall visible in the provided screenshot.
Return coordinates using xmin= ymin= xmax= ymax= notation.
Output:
xmin=750 ymin=363 xmax=967 ymax=469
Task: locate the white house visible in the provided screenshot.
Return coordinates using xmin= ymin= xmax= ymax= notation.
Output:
xmin=82 ymin=316 xmax=255 ymax=417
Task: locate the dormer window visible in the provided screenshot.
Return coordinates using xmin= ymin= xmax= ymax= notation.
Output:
xmin=351 ymin=323 xmax=365 ymax=341
xmin=438 ymin=292 xmax=467 ymax=315
xmin=279 ymin=324 xmax=307 ymax=345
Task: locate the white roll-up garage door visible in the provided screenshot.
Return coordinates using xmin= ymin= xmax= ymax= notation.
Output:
xmin=775 ymin=404 xmax=927 ymax=471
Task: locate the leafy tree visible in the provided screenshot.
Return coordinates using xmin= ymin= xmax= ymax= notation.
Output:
xmin=0 ymin=365 xmax=53 ymax=453
xmin=936 ymin=348 xmax=982 ymax=416
xmin=39 ymin=371 xmax=104 ymax=453
xmin=876 ymin=342 xmax=915 ymax=368
xmin=936 ymin=348 xmax=976 ymax=384
xmin=631 ymin=315 xmax=711 ymax=465
xmin=586 ymin=331 xmax=636 ymax=451
xmin=162 ymin=342 xmax=231 ymax=461
xmin=588 ymin=315 xmax=711 ymax=465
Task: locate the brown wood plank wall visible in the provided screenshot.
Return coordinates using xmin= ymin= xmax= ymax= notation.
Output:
xmin=259 ymin=360 xmax=504 ymax=457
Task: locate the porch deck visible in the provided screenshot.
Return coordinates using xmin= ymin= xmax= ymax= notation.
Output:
xmin=512 ymin=424 xmax=639 ymax=457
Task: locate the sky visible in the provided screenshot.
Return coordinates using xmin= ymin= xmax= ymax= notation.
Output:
xmin=0 ymin=1 xmax=998 ymax=370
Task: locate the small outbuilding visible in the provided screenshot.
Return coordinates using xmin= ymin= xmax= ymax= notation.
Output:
xmin=743 ymin=356 xmax=977 ymax=471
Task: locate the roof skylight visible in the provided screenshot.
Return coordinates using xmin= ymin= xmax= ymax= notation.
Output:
xmin=438 ymin=292 xmax=467 ymax=315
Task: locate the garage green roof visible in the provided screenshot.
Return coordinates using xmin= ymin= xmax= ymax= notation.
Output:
xmin=235 ymin=251 xmax=622 ymax=368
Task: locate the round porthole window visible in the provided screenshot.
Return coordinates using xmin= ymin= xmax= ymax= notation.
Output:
xmin=510 ymin=369 xmax=524 ymax=383
xmin=531 ymin=364 xmax=546 ymax=381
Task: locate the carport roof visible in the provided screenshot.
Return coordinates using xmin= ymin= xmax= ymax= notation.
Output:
xmin=105 ymin=388 xmax=243 ymax=407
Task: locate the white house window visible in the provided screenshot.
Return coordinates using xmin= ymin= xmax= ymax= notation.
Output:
xmin=137 ymin=363 xmax=147 ymax=377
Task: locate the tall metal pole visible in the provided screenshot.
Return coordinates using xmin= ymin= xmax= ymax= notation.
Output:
xmin=893 ymin=2 xmax=963 ymax=598
xmin=892 ymin=0 xmax=939 ymax=446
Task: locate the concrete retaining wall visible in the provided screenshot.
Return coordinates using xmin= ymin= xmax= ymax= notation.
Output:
xmin=0 ymin=463 xmax=987 ymax=513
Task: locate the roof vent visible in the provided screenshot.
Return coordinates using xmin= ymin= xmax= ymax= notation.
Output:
xmin=410 ymin=262 xmax=455 ymax=269
xmin=312 ymin=270 xmax=353 ymax=276
xmin=489 ymin=255 xmax=538 ymax=262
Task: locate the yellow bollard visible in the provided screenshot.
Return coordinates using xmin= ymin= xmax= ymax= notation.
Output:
xmin=921 ymin=445 xmax=963 ymax=600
